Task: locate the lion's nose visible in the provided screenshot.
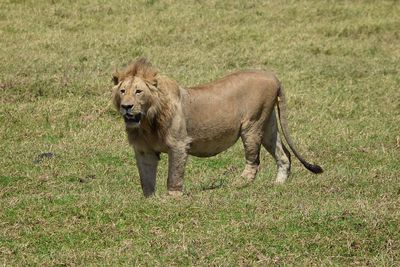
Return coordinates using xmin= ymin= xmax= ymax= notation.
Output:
xmin=121 ymin=104 xmax=133 ymax=110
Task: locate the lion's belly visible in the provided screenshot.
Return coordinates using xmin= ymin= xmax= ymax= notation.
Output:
xmin=187 ymin=123 xmax=241 ymax=157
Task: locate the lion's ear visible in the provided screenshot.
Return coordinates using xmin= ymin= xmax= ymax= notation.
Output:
xmin=145 ymin=77 xmax=158 ymax=88
xmin=112 ymin=73 xmax=120 ymax=85
xmin=142 ymin=69 xmax=158 ymax=88
xmin=155 ymin=75 xmax=180 ymax=96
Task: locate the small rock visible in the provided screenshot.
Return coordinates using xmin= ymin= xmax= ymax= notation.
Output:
xmin=34 ymin=152 xmax=56 ymax=164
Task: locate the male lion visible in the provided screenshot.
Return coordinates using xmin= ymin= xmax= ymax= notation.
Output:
xmin=112 ymin=58 xmax=322 ymax=197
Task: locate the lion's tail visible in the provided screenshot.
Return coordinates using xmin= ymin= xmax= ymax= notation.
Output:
xmin=276 ymin=85 xmax=323 ymax=174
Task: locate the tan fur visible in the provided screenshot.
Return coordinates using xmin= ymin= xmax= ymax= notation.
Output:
xmin=112 ymin=58 xmax=322 ymax=197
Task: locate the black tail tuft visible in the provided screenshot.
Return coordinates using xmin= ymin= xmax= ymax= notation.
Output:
xmin=303 ymin=162 xmax=324 ymax=174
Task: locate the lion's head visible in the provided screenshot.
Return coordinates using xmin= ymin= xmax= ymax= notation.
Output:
xmin=112 ymin=58 xmax=180 ymax=132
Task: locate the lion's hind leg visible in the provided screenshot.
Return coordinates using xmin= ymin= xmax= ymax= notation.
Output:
xmin=238 ymin=123 xmax=263 ymax=185
xmin=262 ymin=110 xmax=291 ymax=183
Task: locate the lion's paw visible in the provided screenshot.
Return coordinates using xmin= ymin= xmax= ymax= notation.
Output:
xmin=167 ymin=190 xmax=184 ymax=197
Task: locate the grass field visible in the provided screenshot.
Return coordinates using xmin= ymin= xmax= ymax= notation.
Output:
xmin=1 ymin=0 xmax=399 ymax=265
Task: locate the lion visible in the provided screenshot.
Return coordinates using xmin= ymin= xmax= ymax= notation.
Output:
xmin=112 ymin=58 xmax=323 ymax=197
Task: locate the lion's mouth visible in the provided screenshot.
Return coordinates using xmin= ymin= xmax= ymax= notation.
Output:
xmin=124 ymin=113 xmax=142 ymax=124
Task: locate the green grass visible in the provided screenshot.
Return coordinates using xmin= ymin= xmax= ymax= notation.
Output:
xmin=1 ymin=0 xmax=399 ymax=265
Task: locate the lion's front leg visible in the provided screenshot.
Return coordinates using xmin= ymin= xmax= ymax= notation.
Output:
xmin=134 ymin=150 xmax=159 ymax=197
xmin=167 ymin=145 xmax=188 ymax=196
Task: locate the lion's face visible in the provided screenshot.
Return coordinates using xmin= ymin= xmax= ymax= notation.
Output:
xmin=114 ymin=76 xmax=153 ymax=129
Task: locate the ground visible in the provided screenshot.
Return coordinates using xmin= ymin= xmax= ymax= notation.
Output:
xmin=1 ymin=0 xmax=399 ymax=265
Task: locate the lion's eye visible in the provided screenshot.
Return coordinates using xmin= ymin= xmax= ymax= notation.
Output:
xmin=120 ymin=89 xmax=126 ymax=94
xmin=135 ymin=89 xmax=143 ymax=95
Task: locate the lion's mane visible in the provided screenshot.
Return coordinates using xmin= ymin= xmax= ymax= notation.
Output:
xmin=113 ymin=58 xmax=181 ymax=139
